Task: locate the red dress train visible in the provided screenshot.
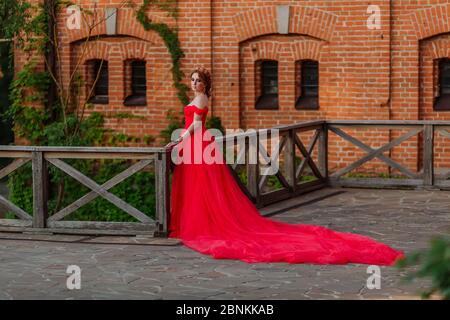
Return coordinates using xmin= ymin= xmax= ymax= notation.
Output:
xmin=168 ymin=105 xmax=404 ymax=265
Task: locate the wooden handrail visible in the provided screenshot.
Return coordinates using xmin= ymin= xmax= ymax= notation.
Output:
xmin=1 ymin=119 xmax=450 ymax=236
xmin=0 ymin=147 xmax=168 ymax=236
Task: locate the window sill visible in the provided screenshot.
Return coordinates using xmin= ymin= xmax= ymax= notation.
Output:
xmin=295 ymin=96 xmax=319 ymax=110
xmin=434 ymin=95 xmax=450 ymax=111
xmin=124 ymin=95 xmax=147 ymax=106
xmin=88 ymin=96 xmax=109 ymax=104
xmin=255 ymin=94 xmax=279 ymax=110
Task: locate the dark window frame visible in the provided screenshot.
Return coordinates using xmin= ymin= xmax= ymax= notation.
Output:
xmin=296 ymin=60 xmax=319 ymax=110
xmin=88 ymin=60 xmax=109 ymax=105
xmin=124 ymin=60 xmax=147 ymax=107
xmin=434 ymin=58 xmax=450 ymax=111
xmin=255 ymin=60 xmax=279 ymax=110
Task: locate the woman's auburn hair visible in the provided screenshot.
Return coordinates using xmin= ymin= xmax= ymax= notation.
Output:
xmin=190 ymin=66 xmax=212 ymax=98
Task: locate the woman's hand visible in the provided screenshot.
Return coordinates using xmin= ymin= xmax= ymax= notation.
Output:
xmin=165 ymin=139 xmax=181 ymax=149
xmin=165 ymin=141 xmax=177 ymax=149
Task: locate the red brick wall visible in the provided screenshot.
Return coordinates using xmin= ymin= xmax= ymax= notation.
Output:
xmin=14 ymin=0 xmax=450 ymax=176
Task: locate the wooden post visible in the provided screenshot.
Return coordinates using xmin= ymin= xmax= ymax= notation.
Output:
xmin=247 ymin=132 xmax=260 ymax=206
xmin=423 ymin=124 xmax=434 ymax=186
xmin=283 ymin=129 xmax=295 ymax=192
xmin=154 ymin=149 xmax=170 ymax=237
xmin=32 ymin=151 xmax=48 ymax=228
xmin=318 ymin=123 xmax=328 ymax=183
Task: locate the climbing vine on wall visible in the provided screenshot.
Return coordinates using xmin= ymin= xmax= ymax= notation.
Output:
xmin=132 ymin=0 xmax=226 ymax=140
xmin=3 ymin=0 xmax=224 ymax=222
xmin=133 ymin=0 xmax=190 ymax=105
xmin=3 ymin=1 xmax=156 ymax=221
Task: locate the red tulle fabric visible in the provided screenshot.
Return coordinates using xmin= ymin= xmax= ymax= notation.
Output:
xmin=168 ymin=105 xmax=404 ymax=265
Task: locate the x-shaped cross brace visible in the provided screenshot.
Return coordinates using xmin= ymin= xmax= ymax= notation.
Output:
xmin=47 ymin=158 xmax=154 ymax=223
xmin=329 ymin=126 xmax=423 ymax=179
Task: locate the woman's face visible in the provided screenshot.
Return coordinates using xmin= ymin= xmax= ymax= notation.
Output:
xmin=191 ymin=73 xmax=205 ymax=93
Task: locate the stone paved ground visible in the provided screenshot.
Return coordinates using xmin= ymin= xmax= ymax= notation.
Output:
xmin=0 ymin=186 xmax=449 ymax=300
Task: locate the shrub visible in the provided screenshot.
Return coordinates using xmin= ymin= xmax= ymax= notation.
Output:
xmin=396 ymin=233 xmax=450 ymax=299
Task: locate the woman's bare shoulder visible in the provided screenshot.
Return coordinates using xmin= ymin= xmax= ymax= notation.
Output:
xmin=192 ymin=96 xmax=209 ymax=109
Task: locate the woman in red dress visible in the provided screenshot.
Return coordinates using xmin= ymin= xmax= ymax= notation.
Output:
xmin=166 ymin=66 xmax=404 ymax=265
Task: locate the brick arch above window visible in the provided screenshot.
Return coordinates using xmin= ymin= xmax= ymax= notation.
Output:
xmin=289 ymin=6 xmax=338 ymax=42
xmin=249 ymin=42 xmax=284 ymax=61
xmin=290 ymin=40 xmax=324 ymax=62
xmin=422 ymin=37 xmax=450 ymax=60
xmin=66 ymin=8 xmax=166 ymax=45
xmin=246 ymin=38 xmax=324 ymax=64
xmin=73 ymin=38 xmax=154 ymax=64
xmin=409 ymin=4 xmax=450 ymax=41
xmin=232 ymin=6 xmax=338 ymax=43
xmin=118 ymin=42 xmax=153 ymax=61
xmin=79 ymin=41 xmax=110 ymax=62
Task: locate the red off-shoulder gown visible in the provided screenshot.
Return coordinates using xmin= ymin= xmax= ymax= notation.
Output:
xmin=168 ymin=105 xmax=404 ymax=265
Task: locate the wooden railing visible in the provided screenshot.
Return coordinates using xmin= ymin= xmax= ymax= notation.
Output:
xmin=0 ymin=146 xmax=170 ymax=237
xmin=215 ymin=120 xmax=328 ymax=207
xmin=326 ymin=120 xmax=450 ymax=189
xmin=1 ymin=120 xmax=450 ymax=237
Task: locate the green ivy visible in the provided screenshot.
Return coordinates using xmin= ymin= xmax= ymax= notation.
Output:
xmin=4 ymin=0 xmax=222 ymax=222
xmin=396 ymin=234 xmax=450 ymax=300
xmin=5 ymin=108 xmax=157 ymax=221
xmin=0 ymin=40 xmax=14 ymax=159
xmin=133 ymin=1 xmax=227 ymax=145
xmin=160 ymin=108 xmax=184 ymax=143
xmin=134 ymin=0 xmax=190 ymax=105
xmin=3 ymin=2 xmax=156 ymax=222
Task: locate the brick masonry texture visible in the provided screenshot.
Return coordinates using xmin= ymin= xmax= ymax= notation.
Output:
xmin=15 ymin=1 xmax=450 ymax=174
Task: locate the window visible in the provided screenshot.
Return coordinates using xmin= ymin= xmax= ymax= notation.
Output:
xmin=434 ymin=58 xmax=450 ymax=111
xmin=124 ymin=60 xmax=147 ymax=106
xmin=295 ymin=60 xmax=319 ymax=110
xmin=255 ymin=60 xmax=279 ymax=109
xmin=87 ymin=60 xmax=108 ymax=104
